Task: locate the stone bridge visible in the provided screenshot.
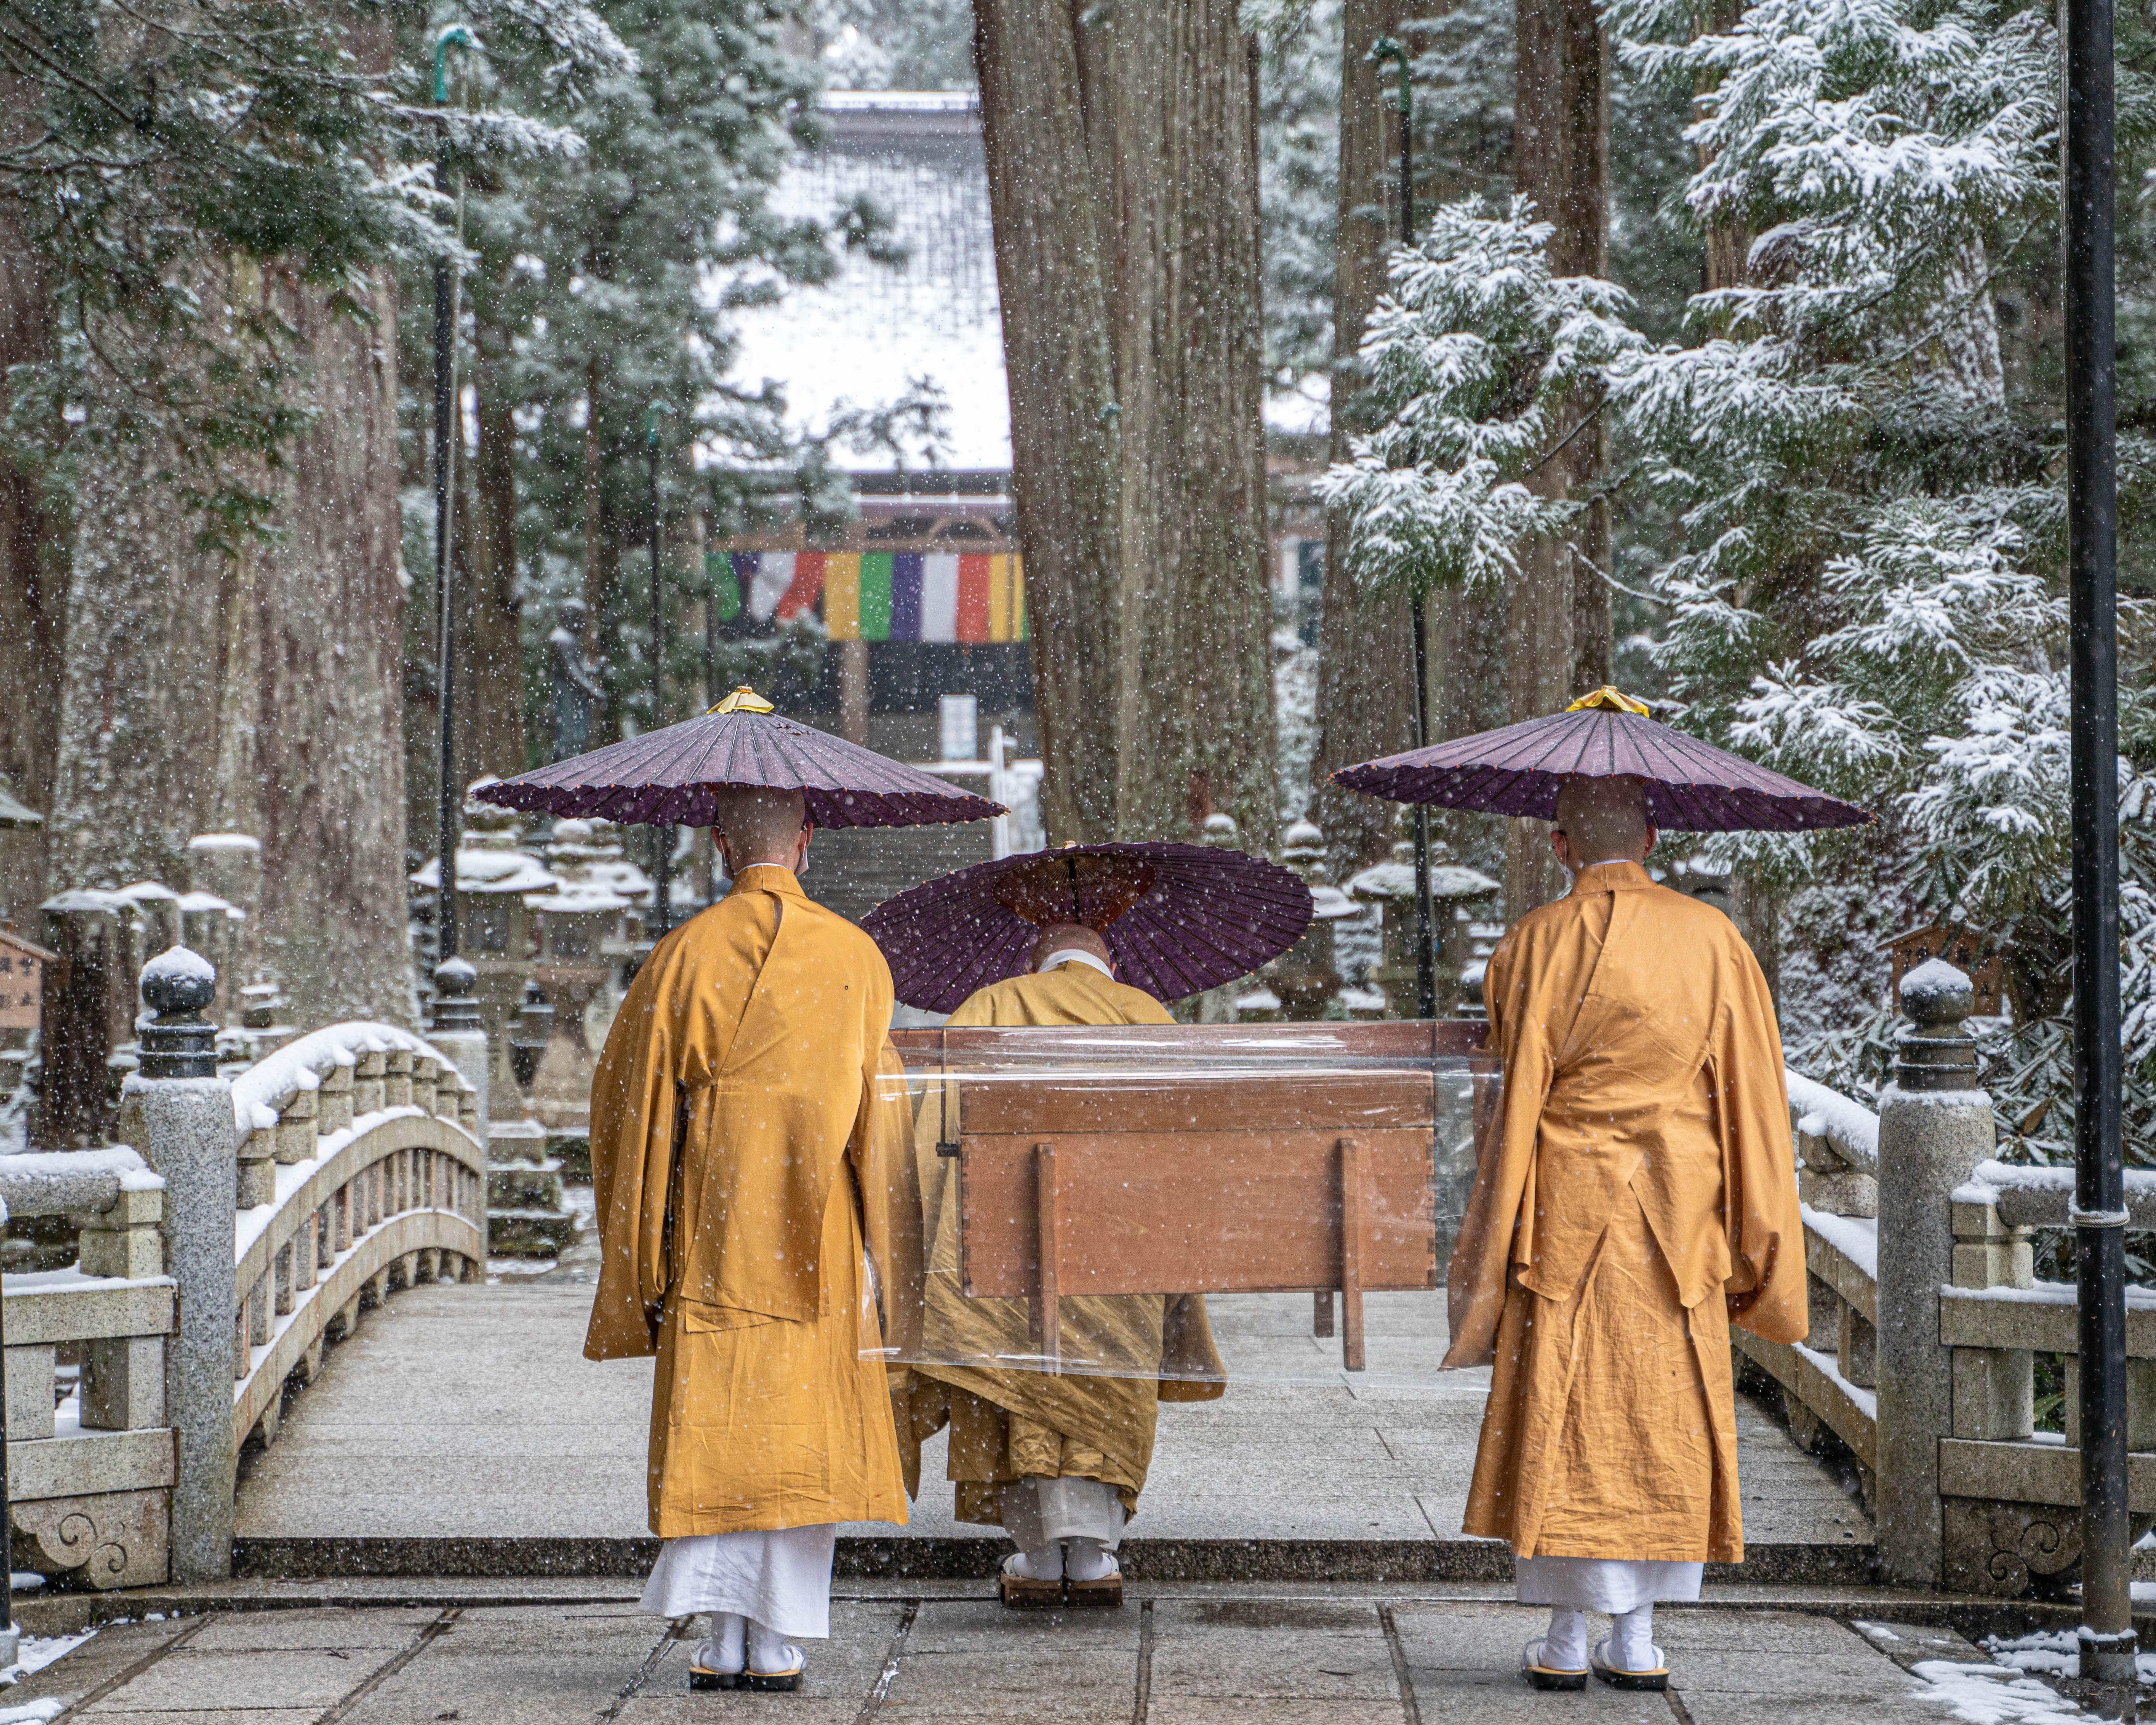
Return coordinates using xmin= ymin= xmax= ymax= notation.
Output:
xmin=0 ymin=947 xmax=2132 ymax=1612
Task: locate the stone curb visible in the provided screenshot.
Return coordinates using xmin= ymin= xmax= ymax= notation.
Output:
xmin=224 ymin=1535 xmax=1879 ymax=1586
xmin=12 ymin=1579 xmax=2147 ymax=1654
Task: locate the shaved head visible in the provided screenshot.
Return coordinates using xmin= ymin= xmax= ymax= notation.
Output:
xmin=1553 ymin=775 xmax=1654 ymax=866
xmin=1030 ymin=922 xmax=1112 ymax=974
xmin=712 ymin=786 xmax=810 ymax=870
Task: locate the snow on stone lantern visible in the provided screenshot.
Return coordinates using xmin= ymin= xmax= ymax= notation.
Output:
xmin=173 ymin=891 xmax=244 ymax=1028
xmin=408 ymin=783 xmax=562 ymax=1098
xmin=1265 ymin=819 xmax=1360 ymax=1021
xmin=1345 ymin=839 xmax=1500 ymax=1019
xmin=113 ymin=881 xmax=182 ymax=959
xmin=522 ymin=818 xmax=643 ymax=1159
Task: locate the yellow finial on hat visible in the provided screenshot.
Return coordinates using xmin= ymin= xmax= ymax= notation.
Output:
xmin=709 ymin=686 xmax=775 ymax=716
xmin=1566 ymin=686 xmax=1651 ymax=717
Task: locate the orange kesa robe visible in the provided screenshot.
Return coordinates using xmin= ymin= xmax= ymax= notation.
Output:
xmin=903 ymin=963 xmax=1224 ymax=1527
xmin=585 ymin=863 xmax=923 ymax=1537
xmin=1446 ymin=861 xmax=1804 ymax=1563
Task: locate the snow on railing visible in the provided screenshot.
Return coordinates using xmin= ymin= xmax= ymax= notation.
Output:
xmin=1785 ymin=1067 xmax=1879 ymax=1173
xmin=0 ymin=1146 xmax=163 ymax=1216
xmin=229 ymin=1022 xmax=475 ymax=1136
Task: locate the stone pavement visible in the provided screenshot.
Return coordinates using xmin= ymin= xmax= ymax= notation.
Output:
xmin=4 ymin=1589 xmax=2060 ymax=1724
xmin=232 ymin=1285 xmax=1870 ymax=1577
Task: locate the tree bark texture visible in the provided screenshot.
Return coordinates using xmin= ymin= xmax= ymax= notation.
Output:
xmin=250 ymin=271 xmax=411 ymax=1027
xmin=1506 ymin=0 xmax=1606 ymax=917
xmin=456 ymin=340 xmax=526 ymax=782
xmin=48 ymin=266 xmax=411 ymax=1029
xmin=47 ymin=422 xmax=230 ymax=892
xmin=975 ymin=0 xmax=1278 ymax=849
xmin=1312 ymin=0 xmax=1416 ymax=878
xmin=0 ymin=86 xmax=65 ymax=923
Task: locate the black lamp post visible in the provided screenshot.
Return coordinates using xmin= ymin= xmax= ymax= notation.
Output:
xmin=647 ymin=400 xmax=675 ymax=939
xmin=1371 ymin=36 xmax=1437 ymax=1022
xmin=432 ymin=24 xmax=476 ymax=965
xmin=2065 ymin=0 xmax=2135 ymax=1699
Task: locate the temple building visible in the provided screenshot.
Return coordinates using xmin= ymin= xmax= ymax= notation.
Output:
xmin=714 ymin=90 xmax=1328 ymax=756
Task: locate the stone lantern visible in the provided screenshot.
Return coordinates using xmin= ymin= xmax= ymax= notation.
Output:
xmin=1265 ymin=819 xmax=1361 ymax=1021
xmin=523 ymin=819 xmax=644 ymax=1156
xmin=409 ymin=784 xmax=561 ymax=1098
xmin=1345 ymin=839 xmax=1500 ymax=1019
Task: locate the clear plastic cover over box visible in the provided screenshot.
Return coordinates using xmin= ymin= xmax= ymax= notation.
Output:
xmin=864 ymin=1023 xmax=1499 ymax=1387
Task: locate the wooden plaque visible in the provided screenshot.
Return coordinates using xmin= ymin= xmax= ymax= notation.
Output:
xmin=956 ymin=1128 xmax=1437 ymax=1300
xmin=0 ymin=930 xmax=53 ymax=1034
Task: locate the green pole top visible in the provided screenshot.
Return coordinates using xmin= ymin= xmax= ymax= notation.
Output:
xmin=1368 ymin=35 xmax=1411 ymax=111
xmin=646 ymin=400 xmax=675 ymax=447
xmin=433 ymin=25 xmax=477 ymax=105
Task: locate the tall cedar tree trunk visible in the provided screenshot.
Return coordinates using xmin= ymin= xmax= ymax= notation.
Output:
xmin=51 ymin=252 xmax=409 ymax=1025
xmin=1505 ymin=0 xmax=1606 ymax=916
xmin=48 ymin=405 xmax=231 ymax=891
xmin=456 ymin=329 xmax=526 ymax=781
xmin=251 ymin=265 xmax=411 ymax=1026
xmin=975 ymin=0 xmax=1278 ymax=848
xmin=0 ymin=79 xmax=64 ymax=923
xmin=1312 ymin=0 xmax=1415 ymax=877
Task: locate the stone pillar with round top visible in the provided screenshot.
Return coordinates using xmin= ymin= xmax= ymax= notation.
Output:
xmin=117 ymin=945 xmax=236 ymax=1583
xmin=1873 ymin=959 xmax=1997 ymax=1588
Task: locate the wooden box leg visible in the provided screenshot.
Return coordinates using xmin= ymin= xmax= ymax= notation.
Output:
xmin=1339 ymin=1135 xmax=1365 ymax=1371
xmin=1313 ymin=1289 xmax=1335 ymax=1337
xmin=1030 ymin=1141 xmax=1061 ymax=1375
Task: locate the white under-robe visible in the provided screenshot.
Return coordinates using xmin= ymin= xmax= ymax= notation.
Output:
xmin=640 ymin=1524 xmax=839 ymax=1637
xmin=1515 ymin=1555 xmax=1702 ymax=1614
xmin=999 ymin=1475 xmax=1126 ymax=1552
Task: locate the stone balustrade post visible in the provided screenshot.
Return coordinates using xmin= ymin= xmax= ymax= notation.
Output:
xmin=115 ymin=946 xmax=236 ymax=1584
xmin=353 ymin=1050 xmax=386 ymax=1118
xmin=1873 ymin=959 xmax=1996 ymax=1589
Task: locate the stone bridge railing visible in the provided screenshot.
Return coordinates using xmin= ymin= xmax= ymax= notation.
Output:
xmin=0 ymin=1146 xmax=177 ymax=1590
xmin=228 ymin=1025 xmax=487 ymax=1458
xmin=1738 ymin=959 xmax=2148 ymax=1598
xmin=1 ymin=949 xmax=489 ymax=1589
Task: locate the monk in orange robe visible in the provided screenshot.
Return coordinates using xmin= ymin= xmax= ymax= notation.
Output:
xmin=585 ymin=786 xmax=921 ymax=1693
xmin=1444 ymin=774 xmax=1804 ymax=1692
xmin=905 ymin=924 xmax=1223 ymax=1608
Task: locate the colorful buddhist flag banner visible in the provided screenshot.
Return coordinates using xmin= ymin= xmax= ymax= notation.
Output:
xmin=821 ymin=553 xmax=1027 ymax=643
xmin=729 ymin=552 xmax=828 ymax=624
xmin=706 ymin=551 xmax=742 ymax=622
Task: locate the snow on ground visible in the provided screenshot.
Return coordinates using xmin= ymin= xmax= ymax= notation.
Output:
xmin=1979 ymin=1629 xmax=2156 ymax=1687
xmin=1913 ymin=1655 xmax=2087 ymax=1725
xmin=5 ymin=1633 xmax=91 ymax=1684
xmin=0 ymin=1626 xmax=94 ymax=1718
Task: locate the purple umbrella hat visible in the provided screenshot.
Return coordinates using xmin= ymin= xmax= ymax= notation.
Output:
xmin=863 ymin=842 xmax=1316 ymax=1013
xmin=473 ymin=686 xmax=1006 ymax=830
xmin=1332 ymin=686 xmax=1873 ymax=833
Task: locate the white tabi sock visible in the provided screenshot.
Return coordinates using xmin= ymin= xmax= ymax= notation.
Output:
xmin=1609 ymin=1603 xmax=1657 ymax=1672
xmin=1009 ymin=1543 xmax=1064 ymax=1581
xmin=1065 ymin=1538 xmax=1116 ymax=1583
xmin=747 ymin=1619 xmax=800 ymax=1674
xmin=1542 ymin=1608 xmax=1589 ymax=1672
xmin=697 ymin=1612 xmax=746 ymax=1674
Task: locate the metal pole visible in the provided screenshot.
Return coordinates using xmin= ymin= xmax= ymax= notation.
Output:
xmin=432 ymin=253 xmax=459 ymax=965
xmin=2066 ymin=0 xmax=2134 ymax=1699
xmin=431 ymin=27 xmax=475 ymax=966
xmin=648 ymin=403 xmax=674 ymax=940
xmin=0 ymin=1195 xmax=15 ymax=1670
xmin=1374 ymin=36 xmax=1437 ymax=1022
